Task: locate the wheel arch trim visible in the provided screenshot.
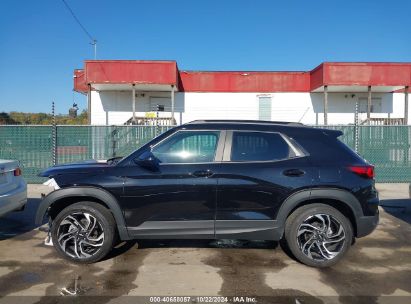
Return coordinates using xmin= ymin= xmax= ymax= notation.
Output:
xmin=276 ymin=188 xmax=363 ymax=236
xmin=35 ymin=186 xmax=130 ymax=240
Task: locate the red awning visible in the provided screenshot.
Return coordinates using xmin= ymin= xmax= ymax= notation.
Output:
xmin=74 ymin=61 xmax=411 ymax=94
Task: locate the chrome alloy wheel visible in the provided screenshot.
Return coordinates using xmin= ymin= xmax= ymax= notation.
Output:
xmin=297 ymin=213 xmax=346 ymax=261
xmin=56 ymin=212 xmax=105 ymax=259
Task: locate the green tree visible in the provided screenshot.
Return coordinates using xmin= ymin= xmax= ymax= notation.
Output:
xmin=0 ymin=112 xmax=18 ymax=124
xmin=4 ymin=111 xmax=89 ymax=125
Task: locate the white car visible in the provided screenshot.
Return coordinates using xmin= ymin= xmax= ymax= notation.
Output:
xmin=0 ymin=160 xmax=27 ymax=217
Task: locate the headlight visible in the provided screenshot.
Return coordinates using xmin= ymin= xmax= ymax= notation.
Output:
xmin=43 ymin=178 xmax=60 ymax=190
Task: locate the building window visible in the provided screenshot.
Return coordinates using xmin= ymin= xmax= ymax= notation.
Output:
xmin=358 ymin=97 xmax=382 ymax=113
xmin=258 ymin=96 xmax=272 ymax=121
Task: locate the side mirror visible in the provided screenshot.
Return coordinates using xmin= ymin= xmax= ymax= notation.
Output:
xmin=134 ymin=151 xmax=160 ymax=171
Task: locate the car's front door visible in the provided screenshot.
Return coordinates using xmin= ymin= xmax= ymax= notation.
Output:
xmin=215 ymin=130 xmax=313 ymax=240
xmin=121 ymin=129 xmax=225 ymax=239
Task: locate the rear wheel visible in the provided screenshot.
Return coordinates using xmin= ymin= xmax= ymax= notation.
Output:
xmin=284 ymin=203 xmax=353 ymax=268
xmin=51 ymin=202 xmax=116 ymax=263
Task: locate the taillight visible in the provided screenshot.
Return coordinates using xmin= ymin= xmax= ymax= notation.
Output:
xmin=348 ymin=165 xmax=375 ymax=179
xmin=14 ymin=168 xmax=22 ymax=176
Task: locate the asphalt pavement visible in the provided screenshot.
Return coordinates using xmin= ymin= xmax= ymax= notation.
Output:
xmin=0 ymin=184 xmax=410 ymax=304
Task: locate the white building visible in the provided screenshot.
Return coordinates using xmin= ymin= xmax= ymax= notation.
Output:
xmin=74 ymin=61 xmax=411 ymax=125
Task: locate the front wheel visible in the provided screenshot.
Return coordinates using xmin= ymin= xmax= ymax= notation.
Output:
xmin=51 ymin=202 xmax=116 ymax=263
xmin=284 ymin=203 xmax=353 ymax=268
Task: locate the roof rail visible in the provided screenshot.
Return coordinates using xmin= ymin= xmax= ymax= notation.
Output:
xmin=186 ymin=120 xmax=305 ymax=127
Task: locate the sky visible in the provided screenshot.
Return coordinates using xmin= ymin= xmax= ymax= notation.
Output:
xmin=0 ymin=0 xmax=410 ymax=114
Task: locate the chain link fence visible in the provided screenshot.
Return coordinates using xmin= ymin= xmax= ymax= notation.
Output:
xmin=0 ymin=125 xmax=410 ymax=183
xmin=0 ymin=125 xmax=172 ymax=183
xmin=315 ymin=125 xmax=411 ymax=182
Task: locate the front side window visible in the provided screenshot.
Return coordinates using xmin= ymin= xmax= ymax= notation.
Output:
xmin=231 ymin=131 xmax=294 ymax=162
xmin=152 ymin=131 xmax=220 ymax=163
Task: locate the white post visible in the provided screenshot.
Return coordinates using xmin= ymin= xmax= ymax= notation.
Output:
xmin=87 ymin=84 xmax=91 ymax=125
xmin=132 ymin=84 xmax=136 ymax=123
xmin=324 ymin=85 xmax=328 ymax=125
xmin=405 ymin=86 xmax=409 ymax=125
xmin=171 ymin=85 xmax=175 ymax=125
xmin=367 ymin=86 xmax=372 ymax=124
xmin=354 ymin=100 xmax=359 ymax=152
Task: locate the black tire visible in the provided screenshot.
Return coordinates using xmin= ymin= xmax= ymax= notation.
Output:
xmin=51 ymin=201 xmax=116 ymax=264
xmin=284 ymin=203 xmax=353 ymax=268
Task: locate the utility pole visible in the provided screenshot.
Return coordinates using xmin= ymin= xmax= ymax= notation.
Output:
xmin=91 ymin=39 xmax=97 ymax=59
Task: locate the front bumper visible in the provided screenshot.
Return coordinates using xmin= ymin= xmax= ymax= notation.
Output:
xmin=0 ymin=180 xmax=27 ymax=216
xmin=356 ymin=208 xmax=379 ymax=237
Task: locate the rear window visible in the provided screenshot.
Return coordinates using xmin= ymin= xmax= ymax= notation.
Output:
xmin=335 ymin=138 xmax=364 ymax=162
xmin=231 ymin=131 xmax=295 ymax=162
xmin=292 ymin=131 xmax=365 ymax=163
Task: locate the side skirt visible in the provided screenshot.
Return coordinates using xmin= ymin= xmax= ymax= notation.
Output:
xmin=215 ymin=220 xmax=282 ymax=241
xmin=127 ymin=220 xmax=214 ymax=239
xmin=127 ymin=220 xmax=283 ymax=241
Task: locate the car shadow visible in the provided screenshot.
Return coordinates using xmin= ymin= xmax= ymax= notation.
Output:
xmin=0 ymin=198 xmax=43 ymax=240
xmin=137 ymin=238 xmax=279 ymax=249
xmin=380 ymin=198 xmax=411 ymax=224
xmin=103 ymin=239 xmax=280 ymax=261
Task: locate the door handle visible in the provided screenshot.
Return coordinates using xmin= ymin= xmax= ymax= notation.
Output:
xmin=192 ymin=170 xmax=213 ymax=177
xmin=283 ymin=169 xmax=305 ymax=177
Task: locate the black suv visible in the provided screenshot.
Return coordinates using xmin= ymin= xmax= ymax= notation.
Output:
xmin=36 ymin=120 xmax=379 ymax=267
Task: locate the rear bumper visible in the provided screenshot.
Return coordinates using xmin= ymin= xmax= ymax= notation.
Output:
xmin=0 ymin=181 xmax=27 ymax=216
xmin=356 ymin=209 xmax=379 ymax=237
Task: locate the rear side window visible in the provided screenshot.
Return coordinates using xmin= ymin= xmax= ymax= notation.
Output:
xmin=230 ymin=131 xmax=295 ymax=162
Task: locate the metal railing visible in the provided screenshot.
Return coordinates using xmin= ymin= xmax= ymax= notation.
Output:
xmin=124 ymin=116 xmax=176 ymax=126
xmin=361 ymin=118 xmax=406 ymax=125
xmin=0 ymin=124 xmax=410 ymax=183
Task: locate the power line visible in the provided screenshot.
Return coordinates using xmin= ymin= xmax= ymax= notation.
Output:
xmin=61 ymin=0 xmax=94 ymax=41
xmin=61 ymin=0 xmax=97 ymax=58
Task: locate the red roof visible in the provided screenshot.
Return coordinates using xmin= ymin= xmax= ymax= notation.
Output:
xmin=311 ymin=62 xmax=411 ymax=90
xmin=178 ymin=71 xmax=310 ymax=92
xmin=74 ymin=60 xmax=411 ymax=94
xmin=85 ymin=60 xmax=178 ymax=86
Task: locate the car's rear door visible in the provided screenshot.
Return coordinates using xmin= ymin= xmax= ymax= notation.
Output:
xmin=214 ymin=130 xmax=314 ymax=240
